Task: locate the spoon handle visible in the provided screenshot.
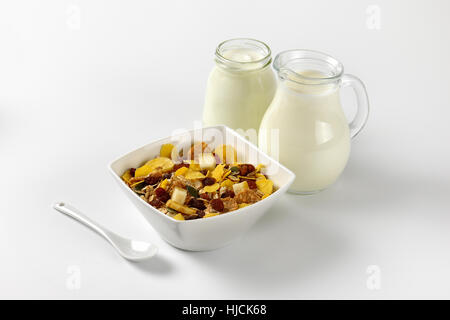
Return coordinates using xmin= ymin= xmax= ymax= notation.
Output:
xmin=52 ymin=202 xmax=110 ymax=239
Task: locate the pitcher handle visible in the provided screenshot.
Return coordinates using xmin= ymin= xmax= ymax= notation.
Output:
xmin=341 ymin=74 xmax=370 ymax=138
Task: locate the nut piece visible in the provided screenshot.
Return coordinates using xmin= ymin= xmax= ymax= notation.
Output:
xmin=235 ymin=189 xmax=261 ymax=204
xmin=222 ymin=197 xmax=238 ymax=212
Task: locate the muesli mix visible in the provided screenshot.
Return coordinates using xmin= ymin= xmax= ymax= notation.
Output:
xmin=121 ymin=142 xmax=276 ymax=220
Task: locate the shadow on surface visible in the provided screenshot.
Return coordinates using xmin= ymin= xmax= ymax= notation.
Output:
xmin=128 ymin=253 xmax=174 ymax=275
xmin=183 ymin=198 xmax=350 ymax=290
xmin=181 ymin=153 xmax=447 ymax=290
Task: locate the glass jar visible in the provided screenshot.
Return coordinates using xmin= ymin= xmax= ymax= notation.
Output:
xmin=259 ymin=50 xmax=369 ymax=194
xmin=203 ymin=38 xmax=277 ymax=141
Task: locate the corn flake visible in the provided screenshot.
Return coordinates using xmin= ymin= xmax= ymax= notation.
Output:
xmin=175 ymin=166 xmax=189 ymax=176
xmin=203 ymin=183 xmax=220 ymax=193
xmin=256 ymin=178 xmax=273 ymax=196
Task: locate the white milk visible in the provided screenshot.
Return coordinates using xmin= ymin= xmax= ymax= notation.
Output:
xmin=259 ymin=70 xmax=350 ymax=193
xmin=203 ymin=46 xmax=277 ymax=136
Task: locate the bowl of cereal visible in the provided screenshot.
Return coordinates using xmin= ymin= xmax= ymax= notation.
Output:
xmin=109 ymin=125 xmax=295 ymax=251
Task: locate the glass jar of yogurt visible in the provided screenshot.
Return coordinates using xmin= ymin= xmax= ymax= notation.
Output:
xmin=203 ymin=38 xmax=277 ymax=141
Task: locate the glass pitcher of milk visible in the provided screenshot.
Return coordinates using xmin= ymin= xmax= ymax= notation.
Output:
xmin=259 ymin=50 xmax=369 ymax=194
xmin=203 ymin=38 xmax=277 ymax=141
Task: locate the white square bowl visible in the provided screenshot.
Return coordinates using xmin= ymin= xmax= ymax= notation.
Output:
xmin=108 ymin=125 xmax=295 ymax=251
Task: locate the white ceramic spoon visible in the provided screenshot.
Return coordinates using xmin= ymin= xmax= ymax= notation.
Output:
xmin=53 ymin=202 xmax=158 ymax=262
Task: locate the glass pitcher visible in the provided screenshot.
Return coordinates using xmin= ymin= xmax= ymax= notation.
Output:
xmin=259 ymin=50 xmax=369 ymax=194
xmin=203 ymin=38 xmax=277 ymax=141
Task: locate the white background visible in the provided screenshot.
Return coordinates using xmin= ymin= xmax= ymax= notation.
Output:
xmin=1 ymin=0 xmax=449 ymax=299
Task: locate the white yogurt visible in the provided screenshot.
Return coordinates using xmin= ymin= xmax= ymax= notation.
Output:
xmin=203 ymin=40 xmax=277 ymax=138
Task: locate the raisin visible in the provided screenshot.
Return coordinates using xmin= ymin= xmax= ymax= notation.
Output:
xmin=149 ymin=198 xmax=164 ymax=208
xmin=197 ymin=210 xmax=205 ymax=218
xmin=145 ymin=172 xmax=162 ymax=185
xmin=129 ymin=168 xmax=136 ymax=177
xmin=188 ymin=198 xmax=206 ymax=210
xmin=210 ymin=198 xmax=224 ymax=212
xmin=221 ymin=190 xmax=235 ymax=198
xmin=203 ymin=177 xmax=216 ymax=186
xmin=200 ymin=193 xmax=210 ymax=200
xmin=247 ymin=180 xmax=257 ymax=189
xmin=239 ymin=164 xmax=255 ymax=176
xmin=173 ymin=162 xmax=189 ymax=171
xmin=154 ymin=187 xmax=170 ymax=202
xmin=185 ymin=214 xmax=198 ymax=220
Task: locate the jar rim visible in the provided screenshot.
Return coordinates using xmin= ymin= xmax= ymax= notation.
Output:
xmin=215 ymin=38 xmax=272 ymax=71
xmin=274 ymin=49 xmax=344 ymax=85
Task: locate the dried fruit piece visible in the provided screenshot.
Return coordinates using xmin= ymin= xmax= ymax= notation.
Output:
xmin=155 ymin=187 xmax=170 ymax=202
xmin=247 ymin=180 xmax=257 ymax=189
xmin=149 ymin=198 xmax=165 ymax=208
xmin=199 ymin=193 xmax=210 ymax=200
xmin=239 ymin=164 xmax=255 ymax=176
xmin=214 ymin=144 xmax=237 ymax=164
xmin=197 ymin=210 xmax=205 ymax=218
xmin=167 ymin=200 xmax=197 ymax=215
xmin=203 ymin=177 xmax=216 ymax=186
xmin=198 ymin=153 xmax=216 ymax=170
xmin=221 ymin=190 xmax=235 ymax=198
xmin=145 ymin=157 xmax=174 ymax=173
xmin=187 ymin=198 xmax=206 ymax=210
xmin=145 ymin=172 xmax=162 ymax=185
xmin=210 ymin=198 xmax=224 ymax=212
xmin=203 ymin=183 xmax=220 ymax=193
xmin=129 ymin=168 xmax=136 ymax=177
xmin=171 ymin=187 xmax=187 ymax=204
xmin=160 ymin=144 xmax=175 ymax=158
xmin=233 ymin=181 xmax=249 ymax=195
